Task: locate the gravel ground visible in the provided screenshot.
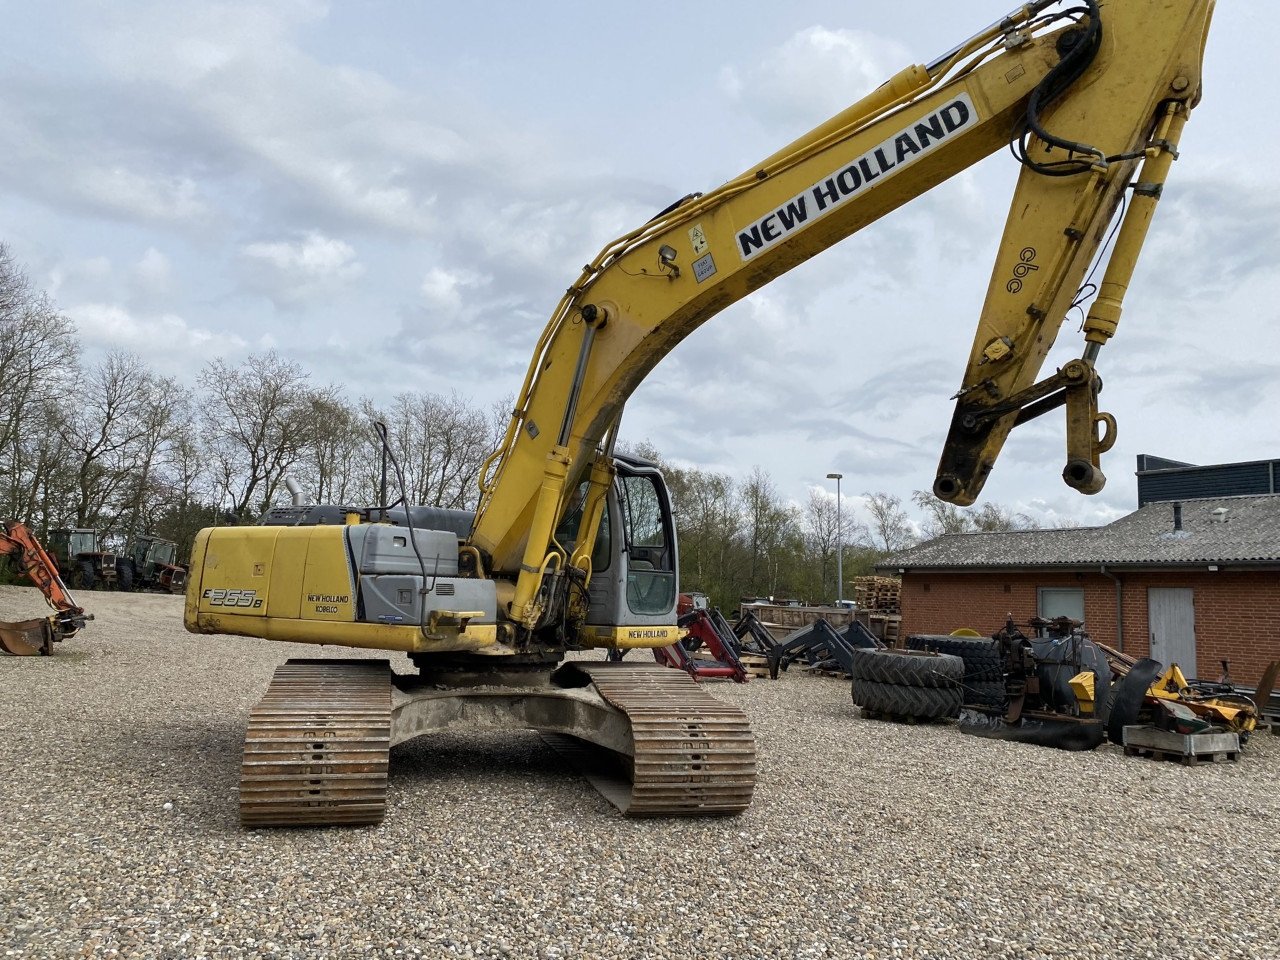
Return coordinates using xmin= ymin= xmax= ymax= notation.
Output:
xmin=2 ymin=583 xmax=1278 ymax=960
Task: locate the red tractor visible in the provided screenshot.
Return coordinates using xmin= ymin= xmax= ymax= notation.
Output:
xmin=44 ymin=527 xmax=120 ymax=590
xmin=120 ymin=535 xmax=187 ymax=593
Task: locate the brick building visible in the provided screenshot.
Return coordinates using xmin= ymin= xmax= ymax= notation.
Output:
xmin=877 ymin=494 xmax=1280 ymax=685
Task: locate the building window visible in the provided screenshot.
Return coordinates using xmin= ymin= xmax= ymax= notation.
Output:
xmin=1038 ymin=587 xmax=1084 ymax=623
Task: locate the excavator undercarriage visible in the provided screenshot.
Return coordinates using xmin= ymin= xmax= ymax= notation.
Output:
xmin=239 ymin=658 xmax=755 ymax=826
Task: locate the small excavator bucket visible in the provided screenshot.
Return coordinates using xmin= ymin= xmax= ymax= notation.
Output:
xmin=0 ymin=617 xmax=55 ymax=656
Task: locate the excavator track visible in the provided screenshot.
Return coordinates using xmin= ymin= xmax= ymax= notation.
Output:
xmin=554 ymin=662 xmax=756 ymax=816
xmin=237 ymin=658 xmax=753 ymax=828
xmin=240 ymin=659 xmax=392 ymax=828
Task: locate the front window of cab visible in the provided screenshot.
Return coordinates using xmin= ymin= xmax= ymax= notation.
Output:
xmin=618 ymin=473 xmax=675 ymax=615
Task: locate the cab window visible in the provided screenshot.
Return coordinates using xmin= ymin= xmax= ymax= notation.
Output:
xmin=618 ymin=473 xmax=675 ymax=615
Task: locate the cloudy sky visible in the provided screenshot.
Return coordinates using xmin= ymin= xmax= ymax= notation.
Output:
xmin=3 ymin=0 xmax=1274 ymax=533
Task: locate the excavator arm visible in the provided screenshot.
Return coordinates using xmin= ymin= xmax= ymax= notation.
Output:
xmin=470 ymin=0 xmax=1215 ymax=624
xmin=0 ymin=520 xmax=92 ymax=655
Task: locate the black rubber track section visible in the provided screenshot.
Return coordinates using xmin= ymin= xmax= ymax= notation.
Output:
xmin=908 ymin=634 xmax=1003 ymax=682
xmin=849 ymin=648 xmax=963 ymax=688
xmin=958 ymin=710 xmax=1106 ymax=751
xmin=1105 ymin=657 xmax=1164 ymax=745
xmin=852 ymin=678 xmax=962 ymax=720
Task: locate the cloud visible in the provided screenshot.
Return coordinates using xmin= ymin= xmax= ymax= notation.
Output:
xmin=239 ymin=230 xmax=364 ymax=307
xmin=420 ymin=266 xmax=491 ymax=313
xmin=68 ymin=302 xmax=247 ymax=369
xmin=719 ymin=26 xmax=912 ymax=136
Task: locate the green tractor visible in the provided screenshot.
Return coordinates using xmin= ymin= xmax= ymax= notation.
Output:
xmin=120 ymin=535 xmax=187 ymax=594
xmin=44 ymin=528 xmax=120 ymax=590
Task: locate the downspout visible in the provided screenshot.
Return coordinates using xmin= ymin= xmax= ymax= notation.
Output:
xmin=1100 ymin=563 xmax=1123 ymax=652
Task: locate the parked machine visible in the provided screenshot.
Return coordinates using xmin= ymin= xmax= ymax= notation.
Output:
xmin=121 ymin=535 xmax=187 ymax=594
xmin=44 ymin=527 xmax=119 ymax=590
xmin=952 ymin=617 xmax=1114 ymax=750
xmin=0 ymin=520 xmax=93 ymax=655
xmin=184 ymin=0 xmax=1216 ymax=826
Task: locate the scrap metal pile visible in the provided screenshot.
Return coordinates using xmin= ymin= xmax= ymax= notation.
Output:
xmin=843 ymin=615 xmax=1275 ymax=760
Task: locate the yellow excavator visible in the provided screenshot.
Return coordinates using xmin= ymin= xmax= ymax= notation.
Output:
xmin=185 ymin=0 xmax=1215 ymax=826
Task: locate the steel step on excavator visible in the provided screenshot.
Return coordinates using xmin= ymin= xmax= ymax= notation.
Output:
xmin=184 ymin=0 xmax=1216 ymax=826
xmin=0 ymin=520 xmax=93 ymax=656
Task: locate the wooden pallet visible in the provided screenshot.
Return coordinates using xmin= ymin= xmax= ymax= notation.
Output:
xmin=852 ymin=576 xmax=901 ymax=614
xmin=738 ymin=654 xmax=772 ymax=679
xmin=1121 ymin=725 xmax=1241 ymax=765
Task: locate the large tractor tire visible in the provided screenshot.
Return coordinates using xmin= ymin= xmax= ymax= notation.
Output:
xmin=908 ymin=634 xmax=1004 ymax=681
xmin=76 ymin=560 xmax=96 ymax=591
xmin=117 ymin=559 xmax=134 ymax=592
xmin=852 ymin=678 xmax=962 ymax=720
xmin=849 ymin=648 xmax=963 ymax=689
xmin=964 ymin=679 xmax=1008 ymax=710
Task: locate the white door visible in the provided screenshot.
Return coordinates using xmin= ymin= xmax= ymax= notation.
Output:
xmin=1148 ymin=587 xmax=1196 ymax=674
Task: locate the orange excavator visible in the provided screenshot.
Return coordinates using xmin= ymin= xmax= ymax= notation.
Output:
xmin=0 ymin=520 xmax=93 ymax=656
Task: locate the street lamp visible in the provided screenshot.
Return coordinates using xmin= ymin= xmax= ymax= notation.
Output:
xmin=826 ymin=472 xmax=843 ymax=606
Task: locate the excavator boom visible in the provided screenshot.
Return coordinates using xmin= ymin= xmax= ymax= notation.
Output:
xmin=471 ymin=0 xmax=1214 ymax=591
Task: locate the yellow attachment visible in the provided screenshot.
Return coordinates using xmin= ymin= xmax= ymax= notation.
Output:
xmin=1069 ymin=671 xmax=1097 ymax=714
xmin=950 ymin=628 xmax=983 ymax=637
xmin=1146 ymin=663 xmax=1258 ymax=734
xmin=1149 ymin=663 xmax=1192 ymax=699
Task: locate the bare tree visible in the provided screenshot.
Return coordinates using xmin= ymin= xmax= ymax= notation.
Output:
xmin=198 ymin=351 xmax=319 ymax=519
xmin=113 ymin=373 xmax=190 ymax=542
xmin=863 ymin=491 xmax=917 ymax=552
xmin=803 ymin=488 xmax=840 ymax=599
xmin=969 ymin=501 xmax=1034 ymax=532
xmin=741 ymin=467 xmax=799 ymax=596
xmin=298 ymin=389 xmax=363 ymax=505
xmin=55 ymin=352 xmax=168 ymax=533
xmin=0 ymin=249 xmax=79 ymax=522
xmin=912 ymin=489 xmax=972 ymax=539
xmin=369 ymin=391 xmax=496 ymax=510
xmin=911 ymin=489 xmax=1036 ymax=537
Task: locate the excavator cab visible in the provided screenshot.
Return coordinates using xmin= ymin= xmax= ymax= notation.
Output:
xmin=555 ymin=454 xmax=680 ymax=641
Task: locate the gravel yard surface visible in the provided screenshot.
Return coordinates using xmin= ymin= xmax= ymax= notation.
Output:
xmin=2 ymin=583 xmax=1278 ymax=960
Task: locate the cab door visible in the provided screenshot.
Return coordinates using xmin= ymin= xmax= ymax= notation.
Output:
xmin=575 ymin=458 xmax=679 ymax=631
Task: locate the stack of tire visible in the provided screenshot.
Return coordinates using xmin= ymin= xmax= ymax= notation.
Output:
xmin=849 ymin=648 xmax=964 ymax=721
xmin=907 ymin=634 xmax=1006 ymax=710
